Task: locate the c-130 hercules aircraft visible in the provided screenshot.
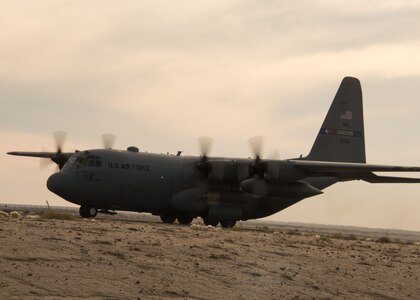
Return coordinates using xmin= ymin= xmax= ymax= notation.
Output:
xmin=8 ymin=77 xmax=420 ymax=227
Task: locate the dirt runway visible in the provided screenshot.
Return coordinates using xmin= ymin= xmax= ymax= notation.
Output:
xmin=0 ymin=215 xmax=419 ymax=299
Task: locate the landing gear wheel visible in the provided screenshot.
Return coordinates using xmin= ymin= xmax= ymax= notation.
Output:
xmin=220 ymin=220 xmax=236 ymax=228
xmin=203 ymin=218 xmax=219 ymax=227
xmin=160 ymin=214 xmax=176 ymax=224
xmin=177 ymin=215 xmax=193 ymax=225
xmin=79 ymin=205 xmax=97 ymax=218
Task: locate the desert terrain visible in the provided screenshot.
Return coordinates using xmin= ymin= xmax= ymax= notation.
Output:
xmin=0 ymin=209 xmax=419 ymax=299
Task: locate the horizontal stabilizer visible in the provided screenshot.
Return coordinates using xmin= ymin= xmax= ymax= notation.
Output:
xmin=290 ymin=160 xmax=420 ymax=173
xmin=361 ymin=173 xmax=420 ymax=183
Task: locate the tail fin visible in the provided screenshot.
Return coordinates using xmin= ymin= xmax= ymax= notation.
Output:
xmin=306 ymin=77 xmax=366 ymax=163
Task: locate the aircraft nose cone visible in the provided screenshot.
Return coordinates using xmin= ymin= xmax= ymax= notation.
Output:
xmin=47 ymin=172 xmax=67 ymax=196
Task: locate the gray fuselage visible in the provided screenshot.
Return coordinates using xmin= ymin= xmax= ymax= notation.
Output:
xmin=47 ymin=149 xmax=337 ymax=221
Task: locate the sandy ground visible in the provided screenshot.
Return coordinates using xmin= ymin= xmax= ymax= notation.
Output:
xmin=0 ymin=215 xmax=419 ymax=300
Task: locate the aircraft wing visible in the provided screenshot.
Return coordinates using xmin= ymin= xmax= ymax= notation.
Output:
xmin=7 ymin=151 xmax=59 ymax=158
xmin=7 ymin=151 xmax=75 ymax=170
xmin=289 ymin=160 xmax=420 ymax=183
xmin=7 ymin=151 xmax=74 ymax=160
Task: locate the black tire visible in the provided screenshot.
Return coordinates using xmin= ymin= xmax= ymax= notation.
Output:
xmin=203 ymin=217 xmax=219 ymax=227
xmin=160 ymin=214 xmax=176 ymax=224
xmin=220 ymin=220 xmax=236 ymax=228
xmin=79 ymin=205 xmax=88 ymax=218
xmin=79 ymin=205 xmax=97 ymax=218
xmin=177 ymin=215 xmax=193 ymax=225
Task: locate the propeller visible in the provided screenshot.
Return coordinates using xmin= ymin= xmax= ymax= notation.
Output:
xmin=51 ymin=131 xmax=69 ymax=170
xmin=240 ymin=136 xmax=271 ymax=197
xmin=198 ymin=136 xmax=213 ymax=158
xmin=248 ymin=136 xmax=281 ymax=181
xmin=102 ymin=133 xmax=116 ymax=149
xmin=248 ymin=136 xmax=267 ymax=178
xmin=40 ymin=149 xmax=54 ymax=170
xmin=248 ymin=136 xmax=264 ymax=160
xmin=195 ymin=136 xmax=213 ymax=178
xmin=40 ymin=131 xmax=68 ymax=171
xmin=54 ymin=130 xmax=67 ymax=154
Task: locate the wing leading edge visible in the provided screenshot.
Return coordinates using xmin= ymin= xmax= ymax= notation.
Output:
xmin=7 ymin=151 xmax=74 ymax=170
xmin=7 ymin=151 xmax=58 ymax=159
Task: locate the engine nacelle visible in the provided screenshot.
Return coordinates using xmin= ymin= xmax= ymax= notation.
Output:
xmin=269 ymin=182 xmax=322 ymax=198
xmin=267 ymin=161 xmax=306 ymax=183
xmin=170 ymin=188 xmax=207 ymax=214
xmin=240 ymin=178 xmax=268 ymax=197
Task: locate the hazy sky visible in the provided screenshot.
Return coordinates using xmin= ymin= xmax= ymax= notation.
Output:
xmin=2 ymin=1 xmax=420 ymax=230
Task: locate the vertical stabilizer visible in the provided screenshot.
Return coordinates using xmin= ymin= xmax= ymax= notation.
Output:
xmin=306 ymin=77 xmax=366 ymax=163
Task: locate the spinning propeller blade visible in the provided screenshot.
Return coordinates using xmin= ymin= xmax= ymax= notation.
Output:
xmin=248 ymin=135 xmax=264 ymax=160
xmin=54 ymin=130 xmax=67 ymax=154
xmin=102 ymin=133 xmax=116 ymax=149
xmin=198 ymin=136 xmax=213 ymax=158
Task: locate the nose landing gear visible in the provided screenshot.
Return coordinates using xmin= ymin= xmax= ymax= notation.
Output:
xmin=79 ymin=205 xmax=97 ymax=218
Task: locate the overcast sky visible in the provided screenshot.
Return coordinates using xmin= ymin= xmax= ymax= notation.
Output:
xmin=2 ymin=1 xmax=420 ymax=230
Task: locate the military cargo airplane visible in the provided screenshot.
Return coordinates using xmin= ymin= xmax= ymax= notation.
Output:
xmin=8 ymin=77 xmax=420 ymax=227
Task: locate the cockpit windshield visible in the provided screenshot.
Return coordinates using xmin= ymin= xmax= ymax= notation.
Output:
xmin=64 ymin=153 xmax=102 ymax=170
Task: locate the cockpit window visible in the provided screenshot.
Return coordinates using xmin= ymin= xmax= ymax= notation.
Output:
xmin=66 ymin=153 xmax=102 ymax=169
xmin=75 ymin=156 xmax=85 ymax=164
xmin=86 ymin=155 xmax=102 ymax=167
xmin=62 ymin=155 xmax=76 ymax=170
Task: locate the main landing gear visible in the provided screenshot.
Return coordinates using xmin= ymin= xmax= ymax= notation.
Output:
xmin=160 ymin=214 xmax=176 ymax=224
xmin=177 ymin=215 xmax=193 ymax=225
xmin=203 ymin=218 xmax=236 ymax=228
xmin=203 ymin=217 xmax=219 ymax=227
xmin=79 ymin=205 xmax=97 ymax=218
xmin=160 ymin=214 xmax=194 ymax=225
xmin=220 ymin=220 xmax=236 ymax=228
